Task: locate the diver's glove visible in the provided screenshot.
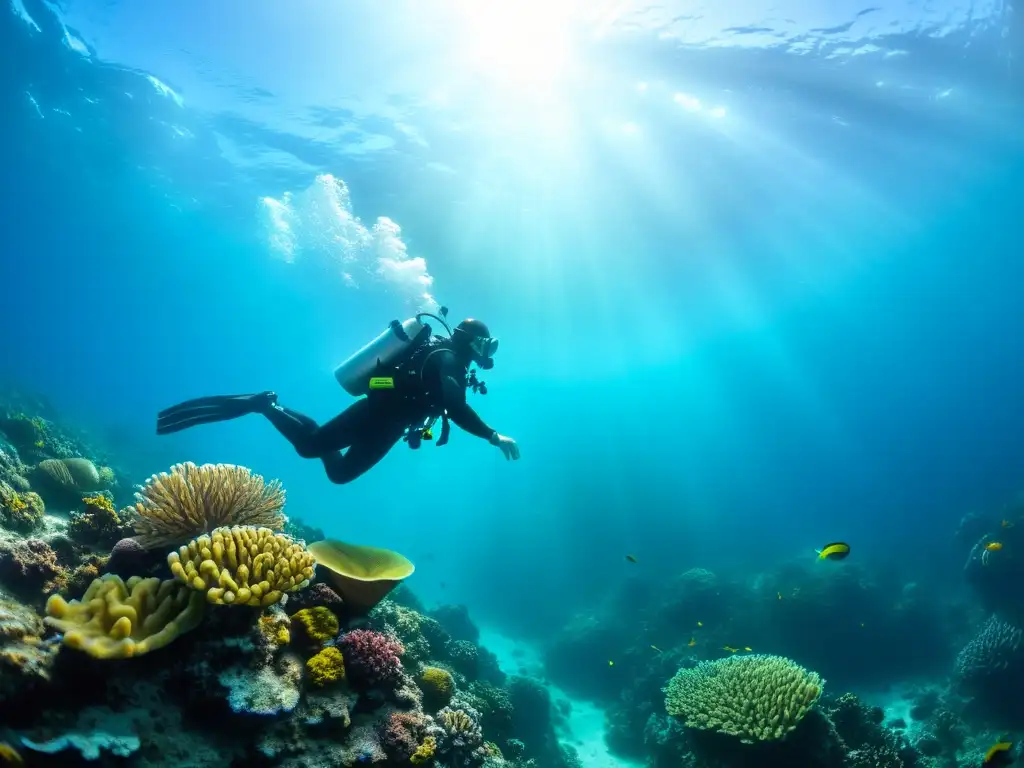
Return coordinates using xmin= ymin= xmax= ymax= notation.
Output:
xmin=489 ymin=431 xmax=521 ymax=461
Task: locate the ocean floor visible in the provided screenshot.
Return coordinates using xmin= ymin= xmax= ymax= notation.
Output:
xmin=479 ymin=627 xmax=641 ymax=768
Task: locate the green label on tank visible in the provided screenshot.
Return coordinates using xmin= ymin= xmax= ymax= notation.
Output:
xmin=369 ymin=377 xmax=395 ymax=389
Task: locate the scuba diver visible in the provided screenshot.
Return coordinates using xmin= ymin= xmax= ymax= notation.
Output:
xmin=155 ymin=308 xmax=520 ymax=485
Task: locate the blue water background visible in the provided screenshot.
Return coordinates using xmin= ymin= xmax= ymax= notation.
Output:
xmin=1 ymin=0 xmax=1023 ymax=640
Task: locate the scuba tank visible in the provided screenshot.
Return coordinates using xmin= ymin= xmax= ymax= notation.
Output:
xmin=333 ymin=307 xmax=453 ymax=397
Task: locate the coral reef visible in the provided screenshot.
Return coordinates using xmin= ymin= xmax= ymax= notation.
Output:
xmin=168 ymin=525 xmax=315 ymax=606
xmin=290 ymin=606 xmax=339 ymax=647
xmin=430 ymin=705 xmax=489 ymax=767
xmin=338 ymin=628 xmax=405 ymax=688
xmin=0 ymin=597 xmax=56 ymax=703
xmin=29 ymin=457 xmax=105 ymax=506
xmin=419 ymin=664 xmax=456 ymax=709
xmin=306 ymin=646 xmax=346 ymax=687
xmin=0 ymin=538 xmax=66 ymax=602
xmin=66 ymin=492 xmax=131 ymax=546
xmin=44 ymin=574 xmax=206 ymax=658
xmin=131 ymin=462 xmax=286 ymax=548
xmin=665 ymin=654 xmax=823 ymax=743
xmin=0 ymin=481 xmax=44 ymax=533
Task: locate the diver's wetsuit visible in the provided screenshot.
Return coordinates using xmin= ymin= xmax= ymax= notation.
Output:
xmin=260 ymin=342 xmax=494 ymax=484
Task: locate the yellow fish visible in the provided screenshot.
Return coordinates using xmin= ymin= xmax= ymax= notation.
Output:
xmin=687 ymin=637 xmax=696 ymax=647
xmin=985 ymin=542 xmax=1003 ymax=552
xmin=816 ymin=542 xmax=851 ymax=561
xmin=743 ymin=647 xmax=752 ymax=652
xmin=984 ymin=740 xmax=1014 ymax=765
xmin=723 ymin=646 xmax=738 ymax=653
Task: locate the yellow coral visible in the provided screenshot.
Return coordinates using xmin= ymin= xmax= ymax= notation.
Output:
xmin=410 ymin=736 xmax=436 ymax=765
xmin=131 ymin=462 xmax=286 ymax=549
xmin=82 ymin=493 xmax=115 ymax=514
xmin=0 ymin=741 xmax=23 ymax=764
xmin=665 ymin=654 xmax=823 ymax=743
xmin=258 ymin=611 xmax=292 ymax=649
xmin=418 ymin=666 xmax=455 ymax=707
xmin=290 ymin=607 xmax=339 ymax=646
xmin=306 ymin=646 xmax=345 ymax=687
xmin=44 ymin=574 xmax=206 ymax=659
xmin=168 ymin=526 xmax=315 ymax=607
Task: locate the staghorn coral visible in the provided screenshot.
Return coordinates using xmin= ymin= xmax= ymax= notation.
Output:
xmin=306 ymin=646 xmax=346 ymax=687
xmin=168 ymin=526 xmax=315 ymax=607
xmin=44 ymin=573 xmax=206 ymax=659
xmin=290 ymin=606 xmax=339 ymax=646
xmin=665 ymin=654 xmax=823 ymax=743
xmin=67 ymin=493 xmax=129 ymax=545
xmin=339 ymin=628 xmax=405 ymax=688
xmin=131 ymin=462 xmax=286 ymax=549
xmin=419 ymin=665 xmax=456 ymax=709
xmin=429 ymin=705 xmax=488 ymax=767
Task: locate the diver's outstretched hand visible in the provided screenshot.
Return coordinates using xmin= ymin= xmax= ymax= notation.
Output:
xmin=490 ymin=432 xmax=521 ymax=461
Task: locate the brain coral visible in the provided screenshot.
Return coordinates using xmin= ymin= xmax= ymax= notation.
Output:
xmin=665 ymin=654 xmax=823 ymax=743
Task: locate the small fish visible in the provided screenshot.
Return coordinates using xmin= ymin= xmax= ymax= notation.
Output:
xmin=777 ymin=592 xmax=783 ymax=600
xmin=743 ymin=647 xmax=752 ymax=652
xmin=687 ymin=637 xmax=697 ymax=647
xmin=723 ymin=646 xmax=739 ymax=653
xmin=986 ymin=542 xmax=1004 ymax=552
xmin=625 ymin=554 xmax=637 ymax=563
xmin=0 ymin=743 xmax=23 ymax=766
xmin=983 ymin=741 xmax=1015 ymax=766
xmin=697 ymin=621 xmax=703 ymax=627
xmin=608 ymin=660 xmax=614 ymax=666
xmin=1002 ymin=520 xmax=1015 ymax=529
xmin=651 ymin=644 xmax=663 ymax=653
xmin=816 ymin=542 xmax=851 ymax=561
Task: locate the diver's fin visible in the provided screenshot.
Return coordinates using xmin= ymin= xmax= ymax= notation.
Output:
xmin=156 ymin=391 xmax=277 ymax=435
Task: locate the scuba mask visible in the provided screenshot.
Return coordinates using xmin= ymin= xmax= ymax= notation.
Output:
xmin=469 ymin=336 xmax=498 ymax=368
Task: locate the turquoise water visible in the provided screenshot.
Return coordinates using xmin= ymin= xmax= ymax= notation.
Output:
xmin=2 ymin=0 xmax=1023 ymax=648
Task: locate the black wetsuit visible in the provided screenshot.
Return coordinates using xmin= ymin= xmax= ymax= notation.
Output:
xmin=261 ymin=341 xmax=494 ymax=484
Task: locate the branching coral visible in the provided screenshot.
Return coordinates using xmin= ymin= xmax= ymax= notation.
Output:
xmin=44 ymin=574 xmax=206 ymax=659
xmin=306 ymin=646 xmax=346 ymax=687
xmin=131 ymin=462 xmax=286 ymax=549
xmin=338 ymin=628 xmax=404 ymax=688
xmin=429 ymin=705 xmax=488 ymax=767
xmin=955 ymin=614 xmax=1023 ymax=687
xmin=665 ymin=654 xmax=824 ymax=743
xmin=168 ymin=526 xmax=315 ymax=606
xmin=378 ymin=711 xmax=431 ymax=761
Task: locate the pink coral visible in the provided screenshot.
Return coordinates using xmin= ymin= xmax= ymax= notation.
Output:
xmin=339 ymin=629 xmax=404 ymax=688
xmin=377 ymin=710 xmax=430 ymax=760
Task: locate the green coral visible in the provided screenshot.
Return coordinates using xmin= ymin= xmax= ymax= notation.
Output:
xmin=0 ymin=480 xmax=45 ymax=532
xmin=306 ymin=646 xmax=345 ymax=687
xmin=290 ymin=607 xmax=339 ymax=646
xmin=418 ymin=665 xmax=455 ymax=708
xmin=410 ymin=735 xmax=437 ymax=764
xmin=665 ymin=654 xmax=823 ymax=743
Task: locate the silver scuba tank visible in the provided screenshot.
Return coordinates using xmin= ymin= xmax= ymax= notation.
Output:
xmin=333 ymin=317 xmax=427 ymax=397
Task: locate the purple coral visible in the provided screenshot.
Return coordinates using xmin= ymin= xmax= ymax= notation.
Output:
xmin=339 ymin=629 xmax=404 ymax=688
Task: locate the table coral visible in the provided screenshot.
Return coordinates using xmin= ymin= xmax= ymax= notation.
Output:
xmin=44 ymin=574 xmax=206 ymax=659
xmin=168 ymin=526 xmax=315 ymax=607
xmin=338 ymin=628 xmax=405 ymax=688
xmin=132 ymin=462 xmax=286 ymax=549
